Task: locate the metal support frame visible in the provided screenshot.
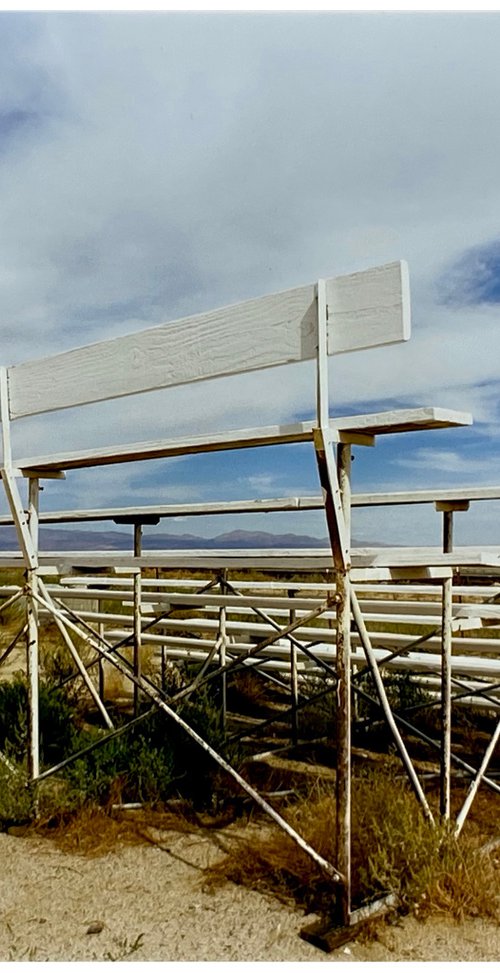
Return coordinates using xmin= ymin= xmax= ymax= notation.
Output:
xmin=1 ymin=276 xmax=499 ymax=938
xmin=27 ymin=582 xmax=343 ymax=881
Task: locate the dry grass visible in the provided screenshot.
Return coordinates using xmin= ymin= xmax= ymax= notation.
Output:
xmin=204 ymin=770 xmax=500 ymax=923
xmin=34 ymin=801 xmax=201 ymax=857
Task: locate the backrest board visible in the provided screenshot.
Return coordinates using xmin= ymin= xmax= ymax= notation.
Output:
xmin=6 ymin=260 xmax=410 ymax=419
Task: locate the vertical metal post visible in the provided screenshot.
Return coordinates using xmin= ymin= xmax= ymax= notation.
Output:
xmin=436 ymin=500 xmax=468 ymax=820
xmin=443 ymin=509 xmax=453 ymax=555
xmin=27 ymin=476 xmax=40 ymax=785
xmin=314 ymin=278 xmax=352 ymax=924
xmin=133 ymin=523 xmax=142 ymax=718
xmin=288 ymin=589 xmax=298 ymax=746
xmin=161 ymin=644 xmax=167 ymax=693
xmin=98 ymin=598 xmax=105 ymax=702
xmin=441 ymin=510 xmax=453 ymax=821
xmin=113 ymin=515 xmax=159 ymax=716
xmin=219 ymin=570 xmax=228 ymax=735
xmin=336 ymin=443 xmax=352 ymax=925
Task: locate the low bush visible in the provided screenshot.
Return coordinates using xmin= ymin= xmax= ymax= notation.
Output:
xmin=0 ymin=760 xmax=32 ymax=825
xmin=0 ymin=674 xmax=79 ymax=765
xmin=205 ymin=768 xmax=500 ymax=923
xmin=63 ymin=729 xmax=177 ymax=808
xmin=0 ymin=663 xmax=244 ymax=821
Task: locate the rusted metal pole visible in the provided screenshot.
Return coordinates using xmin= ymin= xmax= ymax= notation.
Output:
xmin=289 ymin=589 xmax=299 ymax=746
xmin=219 ymin=570 xmax=228 ymax=734
xmin=133 ymin=524 xmax=142 ymax=718
xmin=335 ymin=442 xmax=352 ymax=925
xmin=27 ymin=477 xmax=40 ymax=786
xmin=436 ymin=500 xmax=468 ymax=820
xmin=98 ymin=600 xmax=105 ymax=703
xmin=441 ymin=508 xmax=453 ymax=821
xmin=314 ymin=279 xmax=351 ymax=923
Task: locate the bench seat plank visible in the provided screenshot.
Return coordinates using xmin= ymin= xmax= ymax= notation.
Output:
xmin=14 ymin=407 xmax=471 ymax=472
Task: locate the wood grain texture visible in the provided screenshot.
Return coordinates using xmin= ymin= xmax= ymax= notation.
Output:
xmin=353 ymin=485 xmax=498 ymax=506
xmin=7 ymin=261 xmax=410 ymax=419
xmin=14 ymin=408 xmax=471 ymax=472
xmin=16 ymin=421 xmax=319 ymax=471
xmin=331 ymin=406 xmax=472 ymax=435
xmin=327 ymin=260 xmax=411 ymax=355
xmin=0 ymin=546 xmax=497 ymax=576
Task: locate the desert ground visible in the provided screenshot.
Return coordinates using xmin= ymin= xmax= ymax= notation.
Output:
xmin=0 ymin=827 xmax=499 ymax=964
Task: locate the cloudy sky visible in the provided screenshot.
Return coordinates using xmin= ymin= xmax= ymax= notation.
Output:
xmin=2 ymin=10 xmax=500 ymax=546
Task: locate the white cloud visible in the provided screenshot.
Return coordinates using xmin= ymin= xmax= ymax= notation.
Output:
xmin=2 ymin=13 xmax=500 ymax=534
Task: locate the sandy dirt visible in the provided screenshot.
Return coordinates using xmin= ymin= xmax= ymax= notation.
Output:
xmin=0 ymin=829 xmax=499 ymax=964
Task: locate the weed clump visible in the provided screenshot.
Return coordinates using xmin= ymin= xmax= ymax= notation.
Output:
xmin=205 ymin=770 xmax=500 ymax=923
xmin=0 ymin=759 xmax=32 ymax=824
xmin=0 ymin=663 xmax=243 ymax=827
xmin=0 ymin=674 xmax=79 ymax=765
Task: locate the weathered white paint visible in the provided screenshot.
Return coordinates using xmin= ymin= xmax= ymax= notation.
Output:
xmin=14 ymin=408 xmax=471 ymax=473
xmin=326 ymin=259 xmax=410 ymax=355
xmin=7 ymin=261 xmax=410 ymax=419
xmin=353 ymin=485 xmax=498 ymax=506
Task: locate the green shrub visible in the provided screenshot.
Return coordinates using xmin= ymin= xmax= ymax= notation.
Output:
xmin=0 ymin=674 xmax=79 ymax=765
xmin=63 ymin=728 xmax=176 ymax=807
xmin=0 ymin=667 xmax=243 ymax=815
xmin=0 ymin=760 xmax=32 ymax=825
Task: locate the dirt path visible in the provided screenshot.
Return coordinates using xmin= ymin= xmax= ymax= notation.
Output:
xmin=0 ymin=830 xmax=499 ymax=963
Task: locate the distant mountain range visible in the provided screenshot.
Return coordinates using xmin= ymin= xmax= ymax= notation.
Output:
xmin=0 ymin=525 xmax=382 ymax=551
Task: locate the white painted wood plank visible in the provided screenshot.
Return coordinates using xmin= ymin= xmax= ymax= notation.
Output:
xmin=353 ymin=486 xmax=500 ymax=506
xmin=0 ymin=547 xmax=496 ymax=577
xmin=326 ymin=260 xmax=410 ymax=354
xmin=7 ymin=284 xmax=316 ymax=418
xmin=352 ymin=548 xmax=500 ymax=567
xmin=14 ymin=407 xmax=471 ymax=472
xmin=59 ymin=576 xmax=337 ymax=591
xmin=0 ymin=550 xmax=338 ymax=571
xmin=351 ymin=567 xmax=452 ymax=581
xmin=54 ymin=576 xmax=498 ymax=597
xmin=1 ymin=472 xmax=491 ymax=524
xmin=7 ymin=261 xmax=410 ymax=419
xmin=0 ymin=495 xmax=326 ymax=525
xmin=16 ymin=421 xmax=320 ymax=472
xmin=331 ymin=407 xmax=472 ymax=436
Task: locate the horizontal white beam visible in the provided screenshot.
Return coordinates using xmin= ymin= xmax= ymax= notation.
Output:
xmin=14 ymin=407 xmax=471 ymax=473
xmin=101 ymin=626 xmax=500 ymax=674
xmin=353 ymin=485 xmax=500 ymax=507
xmin=16 ymin=420 xmax=322 ymax=472
xmin=0 ymin=495 xmax=326 ymax=526
xmin=0 ymin=548 xmax=492 ymax=579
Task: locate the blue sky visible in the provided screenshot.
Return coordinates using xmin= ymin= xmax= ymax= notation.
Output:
xmin=3 ymin=11 xmax=500 ymax=546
